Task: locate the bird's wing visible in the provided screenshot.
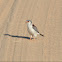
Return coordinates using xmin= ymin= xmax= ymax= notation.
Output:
xmin=32 ymin=24 xmax=39 ymax=33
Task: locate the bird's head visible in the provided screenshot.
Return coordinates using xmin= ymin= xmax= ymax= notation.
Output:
xmin=26 ymin=20 xmax=32 ymax=23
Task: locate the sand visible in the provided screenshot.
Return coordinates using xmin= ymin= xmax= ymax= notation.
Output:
xmin=0 ymin=0 xmax=62 ymax=61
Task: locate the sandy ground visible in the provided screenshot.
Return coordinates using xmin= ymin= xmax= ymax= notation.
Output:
xmin=0 ymin=0 xmax=62 ymax=61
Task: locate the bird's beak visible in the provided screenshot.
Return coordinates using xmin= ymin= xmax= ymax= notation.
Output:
xmin=25 ymin=21 xmax=28 ymax=23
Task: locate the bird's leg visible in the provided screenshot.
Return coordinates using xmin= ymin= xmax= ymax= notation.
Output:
xmin=33 ymin=38 xmax=36 ymax=40
xmin=33 ymin=37 xmax=37 ymax=40
xmin=30 ymin=37 xmax=32 ymax=40
xmin=30 ymin=35 xmax=33 ymax=40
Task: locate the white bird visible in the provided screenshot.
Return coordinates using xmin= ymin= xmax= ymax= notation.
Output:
xmin=26 ymin=20 xmax=44 ymax=40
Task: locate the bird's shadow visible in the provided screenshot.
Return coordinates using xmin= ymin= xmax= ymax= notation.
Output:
xmin=4 ymin=34 xmax=33 ymax=40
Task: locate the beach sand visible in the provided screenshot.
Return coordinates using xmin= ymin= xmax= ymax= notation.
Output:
xmin=0 ymin=0 xmax=62 ymax=61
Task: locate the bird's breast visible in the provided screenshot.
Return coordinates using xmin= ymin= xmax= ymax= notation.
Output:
xmin=27 ymin=24 xmax=37 ymax=35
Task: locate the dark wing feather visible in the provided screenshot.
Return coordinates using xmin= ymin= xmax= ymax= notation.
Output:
xmin=32 ymin=24 xmax=39 ymax=33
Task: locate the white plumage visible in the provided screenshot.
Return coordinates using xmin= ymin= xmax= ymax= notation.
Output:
xmin=27 ymin=21 xmax=39 ymax=37
xmin=26 ymin=20 xmax=44 ymax=40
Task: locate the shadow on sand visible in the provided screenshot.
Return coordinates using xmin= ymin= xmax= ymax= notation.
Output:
xmin=4 ymin=34 xmax=32 ymax=40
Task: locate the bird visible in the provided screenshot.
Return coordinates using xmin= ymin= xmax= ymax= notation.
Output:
xmin=26 ymin=20 xmax=44 ymax=40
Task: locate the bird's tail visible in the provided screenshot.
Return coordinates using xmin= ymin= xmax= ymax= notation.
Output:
xmin=39 ymin=33 xmax=44 ymax=37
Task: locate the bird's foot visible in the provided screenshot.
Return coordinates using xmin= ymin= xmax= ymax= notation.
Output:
xmin=33 ymin=38 xmax=36 ymax=40
xmin=30 ymin=35 xmax=33 ymax=40
xmin=30 ymin=38 xmax=32 ymax=40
